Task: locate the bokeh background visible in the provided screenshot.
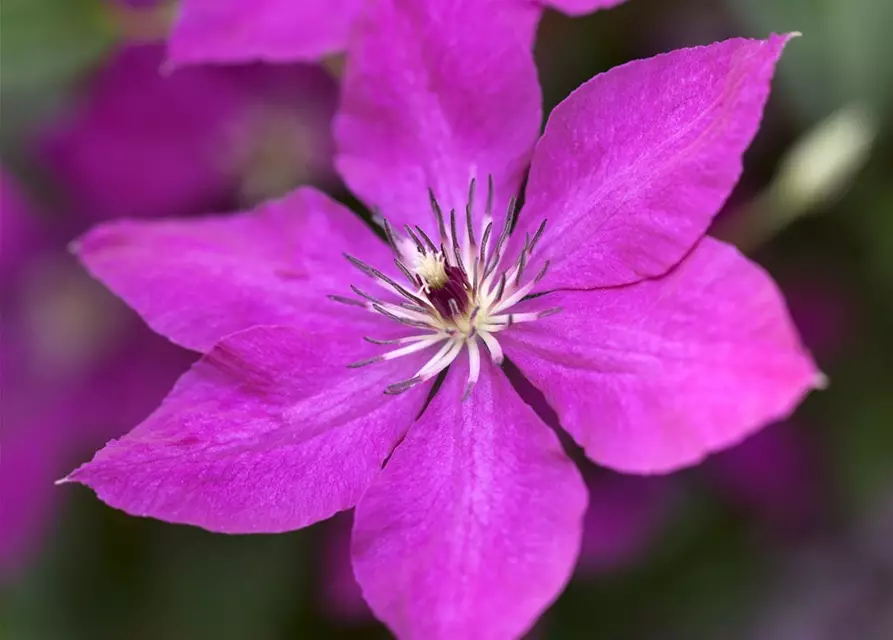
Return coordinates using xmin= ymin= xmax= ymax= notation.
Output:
xmin=2 ymin=0 xmax=892 ymax=638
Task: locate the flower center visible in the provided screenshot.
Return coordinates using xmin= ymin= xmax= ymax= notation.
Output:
xmin=331 ymin=177 xmax=559 ymax=398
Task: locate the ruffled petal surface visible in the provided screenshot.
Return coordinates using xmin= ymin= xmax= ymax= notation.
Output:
xmin=502 ymin=237 xmax=821 ymax=474
xmin=75 ymin=187 xmax=388 ymax=352
xmin=707 ymin=421 xmax=820 ymax=532
xmin=167 ymin=0 xmax=364 ymax=66
xmin=63 ymin=325 xmax=427 ymax=533
xmin=352 ymin=357 xmax=587 ymax=639
xmin=519 ymin=35 xmax=793 ymax=290
xmin=336 ymin=0 xmax=542 ymax=230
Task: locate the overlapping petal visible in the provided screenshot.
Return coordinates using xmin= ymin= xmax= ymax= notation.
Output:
xmin=167 ymin=0 xmax=365 ymax=67
xmin=518 ymin=35 xmax=794 ymax=290
xmin=63 ymin=325 xmax=428 ymax=533
xmin=352 ymin=357 xmax=587 ymax=639
xmin=502 ymin=237 xmax=820 ymax=474
xmin=1 ymin=172 xmax=45 ymax=280
xmin=40 ymin=44 xmax=249 ymax=222
xmin=74 ymin=187 xmax=388 ymax=352
xmin=335 ymin=0 xmax=542 ymax=230
xmin=578 ymin=472 xmax=672 ymax=574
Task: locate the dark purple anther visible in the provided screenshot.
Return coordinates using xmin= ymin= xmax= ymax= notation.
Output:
xmin=426 ymin=264 xmax=469 ymax=318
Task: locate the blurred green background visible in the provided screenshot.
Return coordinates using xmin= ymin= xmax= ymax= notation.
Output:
xmin=2 ymin=0 xmax=892 ymax=638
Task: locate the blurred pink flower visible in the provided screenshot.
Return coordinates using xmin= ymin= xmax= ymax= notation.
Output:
xmin=166 ymin=0 xmax=629 ymax=68
xmin=741 ymin=490 xmax=893 ymax=640
xmin=0 ymin=177 xmax=47 ymax=280
xmin=60 ymin=0 xmax=817 ymax=635
xmin=509 ymin=367 xmax=678 ymax=577
xmin=781 ymin=268 xmax=854 ymax=362
xmin=39 ymin=43 xmax=336 ymax=222
xmin=0 ymin=172 xmax=193 ymax=579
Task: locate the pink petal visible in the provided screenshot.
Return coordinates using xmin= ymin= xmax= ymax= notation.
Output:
xmin=167 ymin=0 xmax=365 ymax=67
xmin=75 ymin=187 xmax=389 ymax=352
xmin=540 ymin=0 xmax=627 ymax=14
xmin=63 ymin=325 xmax=428 ymax=533
xmin=335 ymin=0 xmax=542 ymax=230
xmin=502 ymin=237 xmax=821 ymax=474
xmin=352 ymin=357 xmax=587 ymax=638
xmin=519 ymin=35 xmax=794 ymax=290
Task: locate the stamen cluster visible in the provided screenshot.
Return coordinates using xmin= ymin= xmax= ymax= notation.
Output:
xmin=330 ymin=178 xmax=559 ymax=397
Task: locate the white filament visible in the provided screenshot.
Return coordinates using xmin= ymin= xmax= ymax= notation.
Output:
xmin=345 ymin=181 xmax=554 ymax=398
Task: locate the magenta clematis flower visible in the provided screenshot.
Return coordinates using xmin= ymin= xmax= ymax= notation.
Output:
xmin=39 ymin=43 xmax=336 ymax=222
xmin=166 ymin=0 xmax=628 ymax=67
xmin=319 ymin=513 xmax=374 ymax=622
xmin=317 ymin=368 xmax=674 ymax=624
xmin=62 ymin=1 xmax=820 ymax=636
